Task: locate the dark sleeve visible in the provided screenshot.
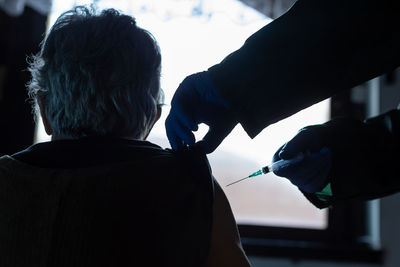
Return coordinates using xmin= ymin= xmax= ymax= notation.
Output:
xmin=208 ymin=0 xmax=400 ymax=138
xmin=301 ymin=109 xmax=400 ymax=209
xmin=166 ymin=147 xmax=215 ymax=266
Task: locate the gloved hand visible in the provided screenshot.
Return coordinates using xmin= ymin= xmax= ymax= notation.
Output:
xmin=165 ymin=71 xmax=238 ymax=153
xmin=273 ymin=113 xmax=400 ymax=206
xmin=272 ymin=127 xmax=332 ymax=193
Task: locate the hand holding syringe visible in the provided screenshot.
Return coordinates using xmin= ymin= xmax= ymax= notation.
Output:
xmin=225 ymin=152 xmax=305 ymax=187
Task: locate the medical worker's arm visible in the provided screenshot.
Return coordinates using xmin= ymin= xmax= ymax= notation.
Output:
xmin=209 ymin=0 xmax=399 ymax=138
xmin=166 ymin=0 xmax=400 ymax=153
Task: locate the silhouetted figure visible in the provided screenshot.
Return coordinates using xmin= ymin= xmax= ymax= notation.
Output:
xmin=0 ymin=6 xmax=251 ymax=267
xmin=0 ymin=0 xmax=52 ymax=156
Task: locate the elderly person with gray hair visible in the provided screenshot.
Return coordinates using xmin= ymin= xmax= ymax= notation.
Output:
xmin=0 ymin=6 xmax=251 ymax=267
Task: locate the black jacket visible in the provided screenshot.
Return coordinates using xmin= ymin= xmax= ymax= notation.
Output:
xmin=209 ymin=0 xmax=400 ymax=138
xmin=0 ymin=137 xmax=214 ymax=267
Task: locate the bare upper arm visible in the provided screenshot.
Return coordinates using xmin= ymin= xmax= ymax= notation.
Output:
xmin=205 ymin=178 xmax=251 ymax=267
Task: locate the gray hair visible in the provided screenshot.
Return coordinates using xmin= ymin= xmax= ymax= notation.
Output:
xmin=27 ymin=6 xmax=162 ymax=139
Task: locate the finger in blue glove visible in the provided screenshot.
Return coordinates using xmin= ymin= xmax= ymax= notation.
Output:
xmin=165 ymin=71 xmax=237 ymax=153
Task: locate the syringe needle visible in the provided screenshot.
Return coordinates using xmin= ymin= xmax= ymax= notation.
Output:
xmin=225 ymin=153 xmax=306 ymax=187
xmin=225 ymin=170 xmax=263 ymax=187
xmin=226 ymin=176 xmax=251 ymax=187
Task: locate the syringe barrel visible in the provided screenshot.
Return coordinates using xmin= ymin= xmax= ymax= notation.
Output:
xmin=269 ymin=152 xmax=305 ymax=173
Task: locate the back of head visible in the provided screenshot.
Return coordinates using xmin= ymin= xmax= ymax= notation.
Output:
xmin=28 ymin=5 xmax=162 ymax=139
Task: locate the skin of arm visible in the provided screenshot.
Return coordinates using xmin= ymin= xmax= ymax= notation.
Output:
xmin=205 ymin=178 xmax=251 ymax=267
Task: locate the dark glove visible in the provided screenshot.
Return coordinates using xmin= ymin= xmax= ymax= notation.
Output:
xmin=272 ymin=127 xmax=332 ymax=193
xmin=273 ymin=115 xmax=400 ymax=200
xmin=165 ymin=71 xmax=237 ymax=153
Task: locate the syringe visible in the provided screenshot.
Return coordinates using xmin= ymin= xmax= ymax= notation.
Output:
xmin=225 ymin=153 xmax=305 ymax=187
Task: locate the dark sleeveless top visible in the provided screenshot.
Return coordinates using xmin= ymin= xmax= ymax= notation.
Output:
xmin=0 ymin=137 xmax=214 ymax=267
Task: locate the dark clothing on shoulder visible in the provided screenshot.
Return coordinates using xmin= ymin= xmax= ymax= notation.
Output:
xmin=0 ymin=137 xmax=214 ymax=267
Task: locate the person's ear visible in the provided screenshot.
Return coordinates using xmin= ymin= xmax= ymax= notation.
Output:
xmin=38 ymin=100 xmax=53 ymax=135
xmin=143 ymin=106 xmax=162 ymax=140
xmin=155 ymin=105 xmax=162 ymax=123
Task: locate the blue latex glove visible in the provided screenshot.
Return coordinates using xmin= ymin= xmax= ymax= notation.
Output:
xmin=272 ymin=127 xmax=332 ymax=193
xmin=165 ymin=71 xmax=237 ymax=153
